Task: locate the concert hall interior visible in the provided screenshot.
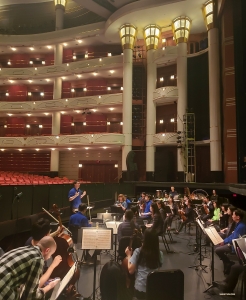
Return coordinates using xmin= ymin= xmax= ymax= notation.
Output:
xmin=1 ymin=0 xmax=246 ymax=300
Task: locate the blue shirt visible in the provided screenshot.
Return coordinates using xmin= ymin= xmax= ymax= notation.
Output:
xmin=224 ymin=221 xmax=246 ymax=245
xmin=144 ymin=200 xmax=152 ymax=214
xmin=68 ymin=187 xmax=83 ymax=209
xmin=69 ymin=211 xmax=91 ymax=228
xmin=129 ymin=247 xmax=163 ymax=292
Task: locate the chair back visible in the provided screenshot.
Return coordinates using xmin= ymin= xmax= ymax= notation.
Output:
xmin=146 ymin=269 xmax=184 ymax=300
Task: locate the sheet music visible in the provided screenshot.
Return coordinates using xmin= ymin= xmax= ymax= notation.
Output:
xmin=50 ymin=264 xmax=76 ymax=300
xmin=105 ymin=221 xmax=122 ymax=234
xmin=81 ymin=228 xmax=112 ymax=250
xmin=196 ymin=219 xmax=207 ymax=234
xmin=204 ymin=226 xmax=224 ymax=245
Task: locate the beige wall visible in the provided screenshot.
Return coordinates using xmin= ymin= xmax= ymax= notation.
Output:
xmin=59 ymin=149 xmax=122 ymax=180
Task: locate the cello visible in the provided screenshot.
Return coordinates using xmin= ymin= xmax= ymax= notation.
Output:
xmin=44 ymin=204 xmax=81 ymax=298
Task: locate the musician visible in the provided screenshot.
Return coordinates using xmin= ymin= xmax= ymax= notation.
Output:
xmin=215 ymin=209 xmax=246 ymax=275
xmin=219 ymin=206 xmax=236 ymax=239
xmin=138 ymin=192 xmax=146 ymax=210
xmin=174 ymin=199 xmax=193 ymax=234
xmin=117 ymin=209 xmax=141 ymax=242
xmin=166 ymin=196 xmax=178 ymax=229
xmin=116 ymin=194 xmax=130 ymax=211
xmin=125 ymin=228 xmax=163 ymax=299
xmin=201 ymin=196 xmax=214 ymax=222
xmin=24 ymin=218 xmax=62 ymax=288
xmin=145 ymin=203 xmax=163 ymax=235
xmin=68 ymin=180 xmax=86 ymax=213
xmin=210 ymin=189 xmax=218 ymax=201
xmin=69 ymin=203 xmax=92 ymax=228
xmin=0 ymin=236 xmax=58 ymax=300
xmin=140 ymin=194 xmax=152 ymax=219
xmin=157 ymin=200 xmax=167 ymax=221
xmin=207 ymin=200 xmax=220 ymax=224
xmin=169 ymin=186 xmax=178 ymax=198
xmin=219 ymin=203 xmax=229 ymax=229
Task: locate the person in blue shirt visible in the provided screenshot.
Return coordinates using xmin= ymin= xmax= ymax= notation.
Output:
xmin=69 ymin=204 xmax=91 ymax=228
xmin=116 ymin=194 xmax=131 ymax=212
xmin=215 ymin=209 xmax=246 ymax=275
xmin=68 ymin=180 xmax=86 ymax=213
xmin=141 ymin=194 xmax=152 ymax=220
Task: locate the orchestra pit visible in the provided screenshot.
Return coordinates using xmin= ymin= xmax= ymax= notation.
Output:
xmin=0 ymin=1 xmax=246 ymax=300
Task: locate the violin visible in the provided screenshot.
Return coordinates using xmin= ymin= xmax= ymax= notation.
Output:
xmin=178 ymin=209 xmax=187 ymax=222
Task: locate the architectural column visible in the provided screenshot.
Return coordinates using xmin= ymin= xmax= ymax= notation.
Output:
xmin=177 ymin=42 xmax=188 ymax=175
xmin=172 ymin=16 xmax=191 ymax=181
xmin=119 ymin=24 xmax=137 ymax=180
xmin=54 ymin=0 xmax=66 ymax=31
xmin=51 ymin=1 xmax=66 ymax=173
xmin=203 ymin=0 xmax=222 ymax=181
xmin=50 ymin=149 xmax=59 ymax=172
xmin=144 ymin=25 xmax=161 ymax=181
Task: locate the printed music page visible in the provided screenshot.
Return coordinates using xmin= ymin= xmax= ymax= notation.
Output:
xmin=81 ymin=228 xmax=112 ymax=250
xmin=204 ymin=227 xmax=223 ymax=245
xmin=105 ymin=221 xmax=122 ymax=234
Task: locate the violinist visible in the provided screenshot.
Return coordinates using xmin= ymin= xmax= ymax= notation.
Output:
xmin=145 ymin=203 xmax=163 ymax=236
xmin=125 ymin=228 xmax=163 ymax=299
xmin=174 ymin=199 xmax=193 ymax=234
xmin=207 ymin=200 xmax=220 ymax=225
xmin=117 ymin=210 xmax=141 ymax=242
xmin=138 ymin=192 xmax=146 ymax=213
xmin=140 ymin=194 xmax=152 ymax=220
xmin=201 ymin=196 xmax=214 ymax=222
xmin=68 ymin=180 xmax=86 ymax=213
xmin=166 ymin=196 xmax=178 ymax=229
xmin=116 ymin=194 xmax=129 ymax=211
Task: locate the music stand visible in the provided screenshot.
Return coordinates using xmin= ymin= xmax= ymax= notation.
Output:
xmin=105 ymin=221 xmax=122 ymax=261
xmin=203 ymin=225 xmax=224 ymax=293
xmin=50 ymin=264 xmax=77 ymax=300
xmin=189 ymin=218 xmax=208 ymax=272
xmin=232 ymin=237 xmax=246 ymax=300
xmin=80 ymin=227 xmax=113 ymax=300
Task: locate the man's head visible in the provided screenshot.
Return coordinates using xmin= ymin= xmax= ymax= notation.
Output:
xmin=31 ymin=218 xmax=50 ymax=241
xmin=171 ymin=186 xmax=175 ymax=192
xmin=125 ymin=209 xmax=134 ymax=221
xmin=37 ymin=236 xmax=57 ymax=261
xmin=73 ymin=180 xmax=80 ymax=189
xmin=145 ymin=194 xmax=150 ymax=202
xmin=78 ymin=203 xmax=87 ymax=213
xmin=232 ymin=209 xmax=244 ymax=223
xmin=212 ymin=189 xmax=216 ymax=195
xmin=141 ymin=192 xmax=146 ymax=198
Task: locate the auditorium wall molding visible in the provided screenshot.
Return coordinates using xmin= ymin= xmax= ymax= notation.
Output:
xmin=0 ymin=93 xmax=123 ymax=112
xmin=0 ymin=133 xmax=124 ymax=148
xmin=0 ymin=55 xmax=123 ymax=80
xmin=153 ymin=86 xmax=178 ymax=105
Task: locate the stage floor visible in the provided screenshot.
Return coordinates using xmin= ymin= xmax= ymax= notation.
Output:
xmin=74 ymin=225 xmax=241 ymax=300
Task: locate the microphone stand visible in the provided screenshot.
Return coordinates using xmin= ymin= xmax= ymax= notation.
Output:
xmin=12 ymin=191 xmax=23 ymax=248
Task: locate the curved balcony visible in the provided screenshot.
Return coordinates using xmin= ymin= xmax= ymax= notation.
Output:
xmin=0 ymin=93 xmax=123 ymax=112
xmin=0 ymin=23 xmax=105 ymax=46
xmin=153 ymin=133 xmax=177 ymax=146
xmin=0 ymin=133 xmax=124 ymax=148
xmin=0 ymin=55 xmax=123 ymax=80
xmin=153 ymin=46 xmax=178 ymax=64
xmin=153 ymin=86 xmax=178 ymax=105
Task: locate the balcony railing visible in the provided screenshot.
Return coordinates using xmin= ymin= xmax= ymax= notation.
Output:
xmin=0 ymin=133 xmax=124 ymax=148
xmin=153 ymin=86 xmax=178 ymax=105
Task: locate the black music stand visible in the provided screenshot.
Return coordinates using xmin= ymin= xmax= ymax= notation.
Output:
xmin=203 ymin=225 xmax=224 ymax=293
xmin=105 ymin=220 xmax=122 ymax=261
xmin=80 ymin=227 xmax=113 ymax=300
xmin=188 ymin=217 xmax=208 ymax=272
